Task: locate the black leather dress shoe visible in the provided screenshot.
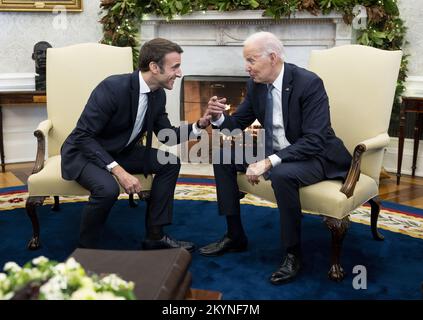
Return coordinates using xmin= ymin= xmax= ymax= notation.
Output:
xmin=269 ymin=253 xmax=301 ymax=285
xmin=199 ymin=234 xmax=248 ymax=256
xmin=142 ymin=234 xmax=195 ymax=253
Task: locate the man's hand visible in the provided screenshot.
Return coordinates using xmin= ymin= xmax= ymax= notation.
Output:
xmin=246 ymin=158 xmax=273 ymax=186
xmin=196 ymin=110 xmax=212 ymax=129
xmin=111 ymin=165 xmax=141 ymax=194
xmin=207 ymin=96 xmax=227 ymax=122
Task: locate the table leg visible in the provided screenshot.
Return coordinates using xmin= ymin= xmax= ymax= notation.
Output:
xmin=396 ymin=105 xmax=406 ymax=184
xmin=0 ymin=105 xmax=5 ymax=173
xmin=412 ymin=113 xmax=423 ymax=177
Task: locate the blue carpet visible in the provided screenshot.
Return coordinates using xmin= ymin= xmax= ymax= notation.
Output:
xmin=1 ymin=198 xmax=423 ymax=300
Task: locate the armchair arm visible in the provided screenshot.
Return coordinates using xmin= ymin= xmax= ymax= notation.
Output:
xmin=358 ymin=133 xmax=390 ymax=152
xmin=340 ymin=133 xmax=390 ymax=198
xmin=31 ymin=120 xmax=53 ymax=174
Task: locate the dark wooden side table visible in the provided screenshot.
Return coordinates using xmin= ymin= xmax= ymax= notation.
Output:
xmin=396 ymin=95 xmax=423 ymax=185
xmin=0 ymin=91 xmax=46 ymax=172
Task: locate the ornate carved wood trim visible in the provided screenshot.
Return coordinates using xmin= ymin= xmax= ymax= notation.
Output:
xmin=25 ymin=196 xmax=45 ymax=250
xmin=340 ymin=144 xmax=366 ymax=198
xmin=324 ymin=216 xmax=350 ymax=282
xmin=31 ymin=130 xmax=46 ymax=174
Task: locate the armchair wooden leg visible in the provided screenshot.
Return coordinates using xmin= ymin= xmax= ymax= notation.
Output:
xmin=52 ymin=196 xmax=60 ymax=211
xmin=25 ymin=196 xmax=45 ymax=250
xmin=324 ymin=216 xmax=350 ymax=282
xmin=368 ymin=197 xmax=384 ymax=241
xmin=129 ymin=194 xmax=138 ymax=208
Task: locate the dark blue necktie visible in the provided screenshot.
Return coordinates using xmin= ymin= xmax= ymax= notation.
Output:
xmin=264 ymin=84 xmax=274 ymax=158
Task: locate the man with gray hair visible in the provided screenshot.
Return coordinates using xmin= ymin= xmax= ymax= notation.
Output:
xmin=200 ymin=32 xmax=352 ymax=284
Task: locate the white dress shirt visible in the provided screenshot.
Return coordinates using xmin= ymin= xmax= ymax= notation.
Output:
xmin=211 ymin=65 xmax=290 ymax=168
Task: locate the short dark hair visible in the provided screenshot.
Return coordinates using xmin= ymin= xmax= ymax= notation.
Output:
xmin=138 ymin=38 xmax=183 ymax=72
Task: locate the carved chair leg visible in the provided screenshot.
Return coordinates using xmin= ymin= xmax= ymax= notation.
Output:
xmin=368 ymin=197 xmax=384 ymax=241
xmin=25 ymin=196 xmax=45 ymax=250
xmin=52 ymin=196 xmax=60 ymax=211
xmin=129 ymin=194 xmax=138 ymax=208
xmin=324 ymin=216 xmax=350 ymax=282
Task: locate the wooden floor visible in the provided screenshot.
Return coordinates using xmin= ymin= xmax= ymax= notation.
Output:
xmin=2 ymin=162 xmax=423 ymax=209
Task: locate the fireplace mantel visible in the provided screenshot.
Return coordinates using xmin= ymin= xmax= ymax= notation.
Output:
xmin=143 ymin=10 xmax=346 ymax=21
xmin=141 ymin=10 xmax=352 ymax=47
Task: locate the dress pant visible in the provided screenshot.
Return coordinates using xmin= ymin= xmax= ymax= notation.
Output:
xmin=76 ymin=145 xmax=180 ymax=248
xmin=213 ymin=147 xmax=325 ymax=251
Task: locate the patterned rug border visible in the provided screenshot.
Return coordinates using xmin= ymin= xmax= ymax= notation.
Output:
xmin=1 ymin=183 xmax=423 ymax=240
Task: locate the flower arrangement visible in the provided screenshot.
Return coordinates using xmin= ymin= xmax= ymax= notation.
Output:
xmin=0 ymin=256 xmax=136 ymax=300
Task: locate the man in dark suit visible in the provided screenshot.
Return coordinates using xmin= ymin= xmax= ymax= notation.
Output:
xmin=199 ymin=32 xmax=352 ymax=284
xmin=61 ymin=38 xmax=209 ymax=250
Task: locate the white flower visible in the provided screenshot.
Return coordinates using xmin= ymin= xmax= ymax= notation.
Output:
xmin=23 ymin=268 xmax=42 ymax=280
xmin=70 ymin=287 xmax=98 ymax=300
xmin=64 ymin=258 xmax=81 ymax=270
xmin=39 ymin=276 xmax=67 ymax=300
xmin=52 ymin=263 xmax=66 ymax=275
xmin=32 ymin=256 xmax=49 ymax=266
xmin=100 ymin=274 xmax=134 ymax=291
xmin=0 ymin=273 xmax=11 ymax=292
xmin=0 ymin=292 xmax=14 ymax=300
xmin=79 ymin=276 xmax=95 ymax=289
xmin=3 ymin=262 xmax=21 ymax=273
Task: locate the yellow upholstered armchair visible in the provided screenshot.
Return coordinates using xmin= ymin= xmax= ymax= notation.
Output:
xmin=237 ymin=45 xmax=402 ymax=281
xmin=26 ymin=44 xmax=153 ymax=250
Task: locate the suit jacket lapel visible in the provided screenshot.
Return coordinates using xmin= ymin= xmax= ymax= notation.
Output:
xmin=281 ymin=63 xmax=293 ymax=130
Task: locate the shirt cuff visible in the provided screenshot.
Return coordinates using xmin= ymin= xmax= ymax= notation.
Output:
xmin=268 ymin=154 xmax=282 ymax=168
xmin=106 ymin=161 xmax=119 ymax=172
xmin=210 ymin=114 xmax=225 ymax=127
xmin=192 ymin=122 xmax=202 ymax=136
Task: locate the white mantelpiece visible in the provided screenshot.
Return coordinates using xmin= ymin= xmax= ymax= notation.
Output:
xmin=141 ymin=10 xmax=352 ymax=125
xmin=141 ymin=11 xmax=352 ymax=50
xmin=141 ymin=10 xmax=352 ymax=47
